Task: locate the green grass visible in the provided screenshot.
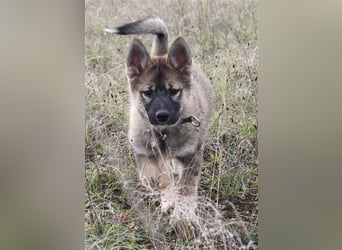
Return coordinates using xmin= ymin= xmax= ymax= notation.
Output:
xmin=85 ymin=0 xmax=258 ymax=249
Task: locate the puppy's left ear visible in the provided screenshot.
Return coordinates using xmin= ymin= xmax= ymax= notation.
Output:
xmin=168 ymin=37 xmax=192 ymax=72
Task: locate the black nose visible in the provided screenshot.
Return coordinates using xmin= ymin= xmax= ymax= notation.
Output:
xmin=155 ymin=110 xmax=170 ymax=123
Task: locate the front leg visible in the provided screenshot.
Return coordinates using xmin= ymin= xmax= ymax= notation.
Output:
xmin=135 ymin=154 xmax=171 ymax=190
xmin=176 ymin=147 xmax=203 ymax=196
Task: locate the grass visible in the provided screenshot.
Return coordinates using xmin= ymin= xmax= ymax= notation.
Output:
xmin=85 ymin=0 xmax=258 ymax=249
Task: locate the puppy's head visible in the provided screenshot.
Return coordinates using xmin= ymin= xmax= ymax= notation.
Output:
xmin=126 ymin=37 xmax=192 ymax=126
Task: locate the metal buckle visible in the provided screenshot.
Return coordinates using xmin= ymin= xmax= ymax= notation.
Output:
xmin=190 ymin=116 xmax=200 ymax=127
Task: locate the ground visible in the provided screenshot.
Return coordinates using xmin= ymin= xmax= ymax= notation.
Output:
xmin=85 ymin=0 xmax=258 ymax=249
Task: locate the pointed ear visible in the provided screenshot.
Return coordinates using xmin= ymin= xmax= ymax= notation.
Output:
xmin=126 ymin=38 xmax=151 ymax=75
xmin=168 ymin=37 xmax=192 ymax=71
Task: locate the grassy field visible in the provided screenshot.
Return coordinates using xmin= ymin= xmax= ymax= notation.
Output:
xmin=85 ymin=0 xmax=258 ymax=249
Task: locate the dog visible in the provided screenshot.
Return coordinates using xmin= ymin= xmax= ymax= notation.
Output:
xmin=105 ymin=18 xmax=214 ymax=196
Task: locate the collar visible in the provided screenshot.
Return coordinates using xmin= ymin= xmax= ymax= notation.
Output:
xmin=181 ymin=115 xmax=201 ymax=127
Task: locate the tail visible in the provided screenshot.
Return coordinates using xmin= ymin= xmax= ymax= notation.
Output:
xmin=104 ymin=18 xmax=169 ymax=56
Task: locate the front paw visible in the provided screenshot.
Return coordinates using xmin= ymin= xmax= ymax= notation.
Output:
xmin=177 ymin=184 xmax=196 ymax=196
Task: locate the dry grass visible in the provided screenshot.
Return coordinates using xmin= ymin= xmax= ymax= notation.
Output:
xmin=85 ymin=0 xmax=258 ymax=249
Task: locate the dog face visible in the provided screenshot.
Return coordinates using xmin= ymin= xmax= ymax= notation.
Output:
xmin=126 ymin=37 xmax=192 ymax=126
xmin=140 ymin=75 xmax=181 ymax=126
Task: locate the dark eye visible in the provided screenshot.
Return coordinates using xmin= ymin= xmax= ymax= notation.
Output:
xmin=141 ymin=89 xmax=154 ymax=98
xmin=169 ymin=88 xmax=181 ymax=96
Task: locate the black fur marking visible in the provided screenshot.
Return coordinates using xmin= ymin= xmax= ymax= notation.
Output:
xmin=156 ymin=33 xmax=166 ymax=40
xmin=142 ymin=66 xmax=181 ymax=125
xmin=114 ymin=20 xmax=145 ymax=35
xmin=114 ymin=19 xmax=167 ymax=39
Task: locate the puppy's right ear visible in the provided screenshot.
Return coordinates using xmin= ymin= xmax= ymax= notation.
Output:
xmin=126 ymin=38 xmax=151 ymax=75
